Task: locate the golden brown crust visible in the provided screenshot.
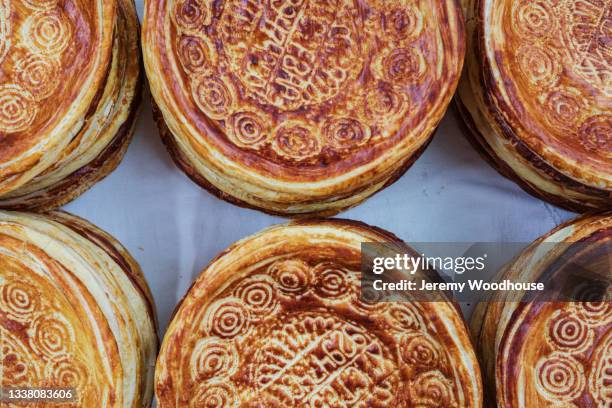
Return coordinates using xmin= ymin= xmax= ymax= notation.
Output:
xmin=0 ymin=210 xmax=158 ymax=407
xmin=470 ymin=212 xmax=612 ymax=407
xmin=454 ymin=99 xmax=607 ymax=213
xmin=46 ymin=210 xmax=158 ymax=329
xmin=154 ymin=103 xmax=434 ymax=217
xmin=456 ymin=0 xmax=612 ymax=212
xmin=0 ymin=94 xmax=140 ymax=211
xmin=156 ymin=220 xmax=482 ymax=407
xmin=0 ymin=0 xmax=143 ymax=210
xmin=143 ymin=0 xmax=465 ymax=216
xmin=0 ymin=0 xmax=116 ymax=194
xmin=483 ymin=1 xmax=610 ymax=175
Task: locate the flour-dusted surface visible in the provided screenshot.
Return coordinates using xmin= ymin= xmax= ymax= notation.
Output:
xmin=64 ymin=1 xmax=573 ymax=338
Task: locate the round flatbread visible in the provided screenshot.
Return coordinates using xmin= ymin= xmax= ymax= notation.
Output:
xmin=0 ymin=0 xmax=142 ymax=210
xmin=143 ymin=0 xmax=465 ymax=216
xmin=0 ymin=0 xmax=116 ymax=195
xmin=457 ymin=0 xmax=612 ymax=211
xmin=471 ymin=212 xmax=612 ymax=407
xmin=0 ymin=211 xmax=157 ymax=407
xmin=156 ymin=220 xmax=482 ymax=406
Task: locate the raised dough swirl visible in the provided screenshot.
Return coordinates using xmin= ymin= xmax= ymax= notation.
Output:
xmin=143 ymin=0 xmax=465 ymax=216
xmin=456 ymin=0 xmax=612 ymax=211
xmin=0 ymin=0 xmax=143 ymax=210
xmin=155 ymin=220 xmax=482 ymax=407
xmin=0 ymin=211 xmax=157 ymax=407
xmin=470 ymin=212 xmax=612 ymax=407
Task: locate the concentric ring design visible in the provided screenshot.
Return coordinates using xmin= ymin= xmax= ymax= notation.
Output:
xmin=155 ymin=220 xmax=482 ymax=407
xmin=0 ymin=0 xmax=143 ymax=210
xmin=456 ymin=0 xmax=612 ymax=212
xmin=0 ymin=211 xmax=157 ymax=407
xmin=471 ymin=213 xmax=612 ymax=407
xmin=143 ymin=0 xmax=465 ymax=215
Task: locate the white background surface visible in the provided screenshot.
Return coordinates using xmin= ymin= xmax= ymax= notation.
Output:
xmin=63 ymin=1 xmax=574 ymax=334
